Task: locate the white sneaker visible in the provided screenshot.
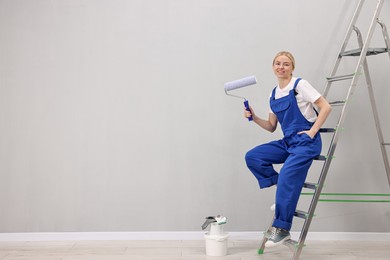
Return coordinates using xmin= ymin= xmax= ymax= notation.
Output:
xmin=265 ymin=227 xmax=291 ymax=248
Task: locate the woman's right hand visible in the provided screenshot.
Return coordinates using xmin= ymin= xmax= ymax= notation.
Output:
xmin=244 ymin=106 xmax=255 ymax=120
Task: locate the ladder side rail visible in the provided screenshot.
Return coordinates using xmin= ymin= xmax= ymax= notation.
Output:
xmin=296 ymin=1 xmax=369 ymax=257
xmin=295 ymin=2 xmax=386 ymax=258
xmin=292 ymin=108 xmax=346 ymax=259
xmin=258 ymin=212 xmax=275 ymax=254
xmin=355 ymin=24 xmax=390 ymax=187
xmin=323 ymin=0 xmax=366 ymax=98
xmin=348 ymin=0 xmax=389 ymax=186
xmin=261 ymin=91 xmax=357 ymax=258
xmin=364 ymin=62 xmax=390 ymax=186
xmin=294 ymin=59 xmax=366 ymax=258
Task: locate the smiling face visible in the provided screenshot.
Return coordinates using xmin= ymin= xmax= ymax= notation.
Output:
xmin=272 ymin=53 xmax=295 ymax=80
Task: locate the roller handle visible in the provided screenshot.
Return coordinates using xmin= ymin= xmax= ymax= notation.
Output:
xmin=244 ymin=100 xmax=253 ymax=121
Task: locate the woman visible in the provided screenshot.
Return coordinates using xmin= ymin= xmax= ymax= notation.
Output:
xmin=244 ymin=51 xmax=331 ymax=247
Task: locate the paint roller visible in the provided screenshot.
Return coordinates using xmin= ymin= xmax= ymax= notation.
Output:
xmin=224 ymin=75 xmax=257 ymax=121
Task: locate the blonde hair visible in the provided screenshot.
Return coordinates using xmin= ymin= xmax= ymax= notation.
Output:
xmin=273 ymin=51 xmax=295 ymax=70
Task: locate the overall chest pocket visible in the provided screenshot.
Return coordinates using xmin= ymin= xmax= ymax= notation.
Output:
xmin=271 ymin=99 xmax=291 ymax=113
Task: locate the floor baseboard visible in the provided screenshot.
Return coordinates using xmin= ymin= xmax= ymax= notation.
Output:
xmin=0 ymin=231 xmax=389 ymax=241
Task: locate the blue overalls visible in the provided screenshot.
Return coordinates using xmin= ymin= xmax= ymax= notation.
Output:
xmin=245 ymin=78 xmax=322 ymax=231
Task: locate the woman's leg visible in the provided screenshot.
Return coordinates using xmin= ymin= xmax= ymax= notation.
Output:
xmin=245 ymin=139 xmax=289 ymax=189
xmin=272 ymin=153 xmax=314 ymax=231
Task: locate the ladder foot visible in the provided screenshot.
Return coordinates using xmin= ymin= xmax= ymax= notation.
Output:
xmin=257 ymin=248 xmax=264 ymax=255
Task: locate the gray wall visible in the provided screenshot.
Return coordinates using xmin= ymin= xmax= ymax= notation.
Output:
xmin=0 ymin=0 xmax=389 ymax=233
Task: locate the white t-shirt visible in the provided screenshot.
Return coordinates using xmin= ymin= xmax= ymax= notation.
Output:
xmin=269 ymin=77 xmax=321 ymax=122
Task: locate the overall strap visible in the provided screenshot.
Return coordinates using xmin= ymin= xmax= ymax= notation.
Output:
xmin=293 ymin=77 xmax=302 ymax=90
xmin=271 ymin=87 xmax=277 ymax=99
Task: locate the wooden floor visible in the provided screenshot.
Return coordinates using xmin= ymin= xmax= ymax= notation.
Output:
xmin=0 ymin=240 xmax=389 ymax=259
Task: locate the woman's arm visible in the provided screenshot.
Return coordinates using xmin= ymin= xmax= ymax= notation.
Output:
xmin=300 ymin=96 xmax=332 ymax=138
xmin=245 ymin=106 xmax=278 ymax=133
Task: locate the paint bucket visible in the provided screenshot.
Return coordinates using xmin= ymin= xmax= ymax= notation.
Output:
xmin=204 ymin=223 xmax=228 ymax=256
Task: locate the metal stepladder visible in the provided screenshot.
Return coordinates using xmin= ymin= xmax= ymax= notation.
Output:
xmin=258 ymin=0 xmax=390 ymax=259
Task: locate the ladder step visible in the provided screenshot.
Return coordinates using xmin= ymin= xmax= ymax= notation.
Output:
xmin=326 ymin=73 xmax=355 ymax=82
xmin=319 ymin=128 xmax=336 ymax=133
xmin=340 ymin=47 xmax=388 ymax=57
xmin=283 ymin=239 xmax=300 ymax=250
xmin=294 ymin=210 xmax=309 ymax=219
xmin=263 ymin=233 xmax=303 ymax=251
xmin=329 ymin=100 xmax=346 ymax=106
xmin=303 ymin=182 xmax=317 ymax=190
xmin=314 ymin=155 xmax=327 ymax=161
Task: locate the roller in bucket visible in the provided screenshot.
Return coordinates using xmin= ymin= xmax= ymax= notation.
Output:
xmin=224 ymin=75 xmax=257 ymax=121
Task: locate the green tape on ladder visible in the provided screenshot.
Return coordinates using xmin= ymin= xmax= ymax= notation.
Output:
xmin=301 ymin=193 xmax=390 ymax=196
xmin=301 ymin=193 xmax=390 ymax=202
xmin=319 ymin=199 xmax=390 ymax=203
